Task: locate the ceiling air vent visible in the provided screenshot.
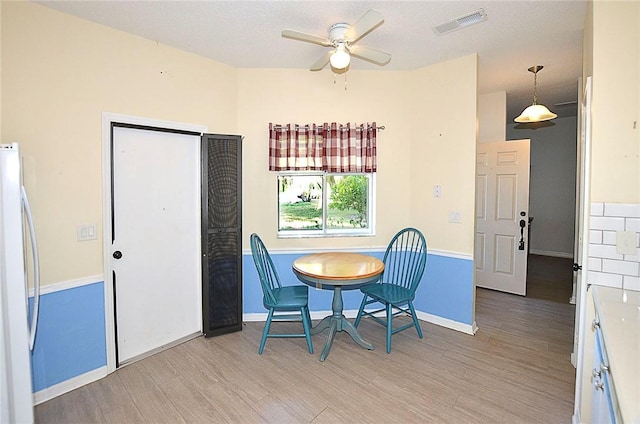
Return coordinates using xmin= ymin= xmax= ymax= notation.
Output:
xmin=433 ymin=9 xmax=487 ymax=35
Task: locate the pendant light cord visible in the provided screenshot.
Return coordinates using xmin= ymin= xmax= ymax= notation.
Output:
xmin=532 ymin=70 xmax=538 ymax=105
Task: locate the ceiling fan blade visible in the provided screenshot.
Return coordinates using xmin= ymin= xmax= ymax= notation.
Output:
xmin=346 ymin=9 xmax=384 ymax=43
xmin=282 ymin=29 xmax=331 ymax=46
xmin=349 ymin=45 xmax=391 ymax=66
xmin=310 ymin=51 xmax=332 ymax=71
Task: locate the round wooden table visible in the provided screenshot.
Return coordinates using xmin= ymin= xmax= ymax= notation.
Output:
xmin=292 ymin=252 xmax=384 ymax=361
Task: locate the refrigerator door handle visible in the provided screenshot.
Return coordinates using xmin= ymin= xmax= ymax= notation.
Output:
xmin=21 ymin=185 xmax=40 ymax=351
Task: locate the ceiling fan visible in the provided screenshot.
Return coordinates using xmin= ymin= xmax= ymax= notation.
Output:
xmin=281 ymin=9 xmax=391 ymax=71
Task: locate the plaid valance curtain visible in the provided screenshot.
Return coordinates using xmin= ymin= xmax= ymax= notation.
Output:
xmin=268 ymin=122 xmax=377 ymax=173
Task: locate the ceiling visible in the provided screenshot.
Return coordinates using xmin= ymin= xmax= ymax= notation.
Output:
xmin=37 ymin=0 xmax=587 ymax=122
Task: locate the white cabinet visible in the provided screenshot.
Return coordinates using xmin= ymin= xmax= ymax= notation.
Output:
xmin=591 ymin=312 xmax=617 ymax=423
xmin=580 ymin=286 xmax=639 ymax=423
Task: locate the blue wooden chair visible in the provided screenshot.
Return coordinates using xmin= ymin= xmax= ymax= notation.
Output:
xmin=249 ymin=233 xmax=313 ymax=354
xmin=354 ymin=228 xmax=428 ymax=353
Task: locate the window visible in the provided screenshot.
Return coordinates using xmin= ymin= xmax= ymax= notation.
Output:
xmin=278 ymin=172 xmax=375 ymax=237
xmin=269 ymin=122 xmax=379 ymax=237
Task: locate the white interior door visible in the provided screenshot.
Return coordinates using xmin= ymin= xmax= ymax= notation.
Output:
xmin=572 ymin=77 xmax=593 ymax=420
xmin=571 ymin=77 xmax=584 ymax=307
xmin=112 ymin=125 xmax=201 ymax=364
xmin=475 ymin=140 xmax=531 ymax=295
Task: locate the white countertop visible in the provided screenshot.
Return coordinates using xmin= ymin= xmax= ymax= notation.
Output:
xmin=592 ymin=285 xmax=640 ymax=423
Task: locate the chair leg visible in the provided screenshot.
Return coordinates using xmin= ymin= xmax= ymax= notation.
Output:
xmin=386 ymin=303 xmax=393 ymax=354
xmin=259 ymin=309 xmax=274 ymax=354
xmin=408 ymin=301 xmax=423 ymax=339
xmin=354 ymin=295 xmax=368 ymax=328
xmin=301 ymin=306 xmax=314 ymax=354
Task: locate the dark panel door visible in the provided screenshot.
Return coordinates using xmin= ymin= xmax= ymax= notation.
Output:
xmin=201 ymin=134 xmax=242 ymax=337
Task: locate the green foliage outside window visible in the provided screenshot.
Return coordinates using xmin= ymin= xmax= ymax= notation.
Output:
xmin=278 ymin=173 xmax=372 ymax=234
xmin=329 ymin=175 xmax=368 ymax=228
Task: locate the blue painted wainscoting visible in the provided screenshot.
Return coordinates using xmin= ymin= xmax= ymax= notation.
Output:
xmin=30 ymin=281 xmax=107 ymax=399
xmin=242 ymin=250 xmax=475 ymax=332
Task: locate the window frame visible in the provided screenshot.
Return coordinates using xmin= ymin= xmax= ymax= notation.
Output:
xmin=277 ymin=171 xmax=376 ymax=238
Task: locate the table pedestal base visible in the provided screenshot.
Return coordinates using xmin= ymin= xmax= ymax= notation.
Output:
xmin=310 ymin=286 xmax=374 ymax=361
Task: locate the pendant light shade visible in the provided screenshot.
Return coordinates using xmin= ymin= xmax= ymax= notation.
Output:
xmin=514 ymin=65 xmax=557 ymax=123
xmin=330 ymin=42 xmax=350 ymax=70
xmin=514 ymin=104 xmax=557 ymax=123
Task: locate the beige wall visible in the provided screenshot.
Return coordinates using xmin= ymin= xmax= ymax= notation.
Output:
xmin=2 ymin=2 xmax=478 ymax=287
xmin=477 ymin=91 xmax=507 ymax=143
xmin=1 ymin=2 xmax=238 ymax=285
xmin=589 ymin=0 xmax=640 ymax=203
xmin=409 ymin=55 xmax=478 ymax=255
xmin=238 ymin=55 xmax=478 ymax=256
xmin=238 ymin=68 xmax=414 ymax=250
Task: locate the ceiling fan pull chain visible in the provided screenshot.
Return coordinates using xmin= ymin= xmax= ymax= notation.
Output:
xmin=334 ymin=73 xmax=337 ymax=85
xmin=344 ymin=72 xmax=348 ymax=91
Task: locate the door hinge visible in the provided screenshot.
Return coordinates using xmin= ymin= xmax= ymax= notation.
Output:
xmin=573 ymin=263 xmax=582 ymax=272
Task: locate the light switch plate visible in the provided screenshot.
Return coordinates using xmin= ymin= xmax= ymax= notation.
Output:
xmin=616 ymin=231 xmax=637 ymax=255
xmin=449 ymin=210 xmax=462 ymax=223
xmin=77 ymin=224 xmax=97 ymax=242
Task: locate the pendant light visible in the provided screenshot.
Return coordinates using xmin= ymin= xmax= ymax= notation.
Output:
xmin=514 ymin=65 xmax=557 ymax=123
xmin=330 ymin=42 xmax=350 ymax=70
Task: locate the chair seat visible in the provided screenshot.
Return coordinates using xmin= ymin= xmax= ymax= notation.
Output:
xmin=265 ymin=285 xmax=309 ymax=309
xmin=361 ymin=283 xmax=413 ymax=304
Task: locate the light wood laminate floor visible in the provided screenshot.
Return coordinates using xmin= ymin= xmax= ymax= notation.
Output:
xmin=35 ymin=255 xmax=576 ymax=423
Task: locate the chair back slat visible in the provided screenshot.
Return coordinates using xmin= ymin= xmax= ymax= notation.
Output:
xmin=380 ymin=228 xmax=427 ymax=294
xmin=250 ymin=233 xmax=282 ymax=305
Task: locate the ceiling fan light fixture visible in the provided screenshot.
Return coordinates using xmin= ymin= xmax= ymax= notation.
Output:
xmin=330 ymin=43 xmax=350 ymax=69
xmin=514 ymin=65 xmax=557 ymax=123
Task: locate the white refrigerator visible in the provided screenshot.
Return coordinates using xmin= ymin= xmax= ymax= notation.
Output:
xmin=0 ymin=142 xmax=40 ymax=423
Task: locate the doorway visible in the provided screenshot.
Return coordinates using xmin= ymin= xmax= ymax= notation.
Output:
xmin=475 ymin=140 xmax=531 ymax=296
xmin=505 ymin=116 xmax=579 ymax=297
xmin=102 ymin=114 xmax=207 ymax=370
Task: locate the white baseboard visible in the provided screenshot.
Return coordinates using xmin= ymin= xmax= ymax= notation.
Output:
xmin=415 ymin=311 xmax=477 ymax=335
xmin=34 ymin=366 xmax=107 ymax=405
xmin=243 ymin=309 xmax=477 ymax=335
xmin=529 ymin=249 xmax=574 ymax=259
xmin=29 ymin=274 xmax=104 ymax=297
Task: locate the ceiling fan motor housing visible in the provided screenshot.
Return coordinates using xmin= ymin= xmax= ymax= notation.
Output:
xmin=329 ymin=23 xmax=351 ymax=46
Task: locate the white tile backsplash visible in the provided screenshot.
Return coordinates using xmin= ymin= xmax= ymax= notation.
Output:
xmin=588 ymin=257 xmax=602 ymax=271
xmin=588 ymin=270 xmax=623 ymax=287
xmin=589 ymin=230 xmax=603 ymax=244
xmin=626 ymin=218 xmax=640 ymax=232
xmin=591 ymin=202 xmax=604 ymax=216
xmin=623 ymin=275 xmax=640 ymax=291
xmin=624 ymin=251 xmax=640 ymax=263
xmin=602 ymin=259 xmax=640 ymax=276
xmin=604 ymin=203 xmax=640 ymax=218
xmin=589 ymin=203 xmax=640 ymax=291
xmin=589 ymin=243 xmax=624 ymax=260
xmin=602 ymin=230 xmax=617 ymax=245
xmin=590 ymin=216 xmax=626 ymax=231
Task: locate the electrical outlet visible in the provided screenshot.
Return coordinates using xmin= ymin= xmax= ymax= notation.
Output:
xmin=616 ymin=231 xmax=637 ymax=255
xmin=433 ymin=185 xmax=442 ymax=198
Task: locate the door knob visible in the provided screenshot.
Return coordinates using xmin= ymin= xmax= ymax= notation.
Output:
xmin=113 ymin=250 xmax=123 ymax=259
